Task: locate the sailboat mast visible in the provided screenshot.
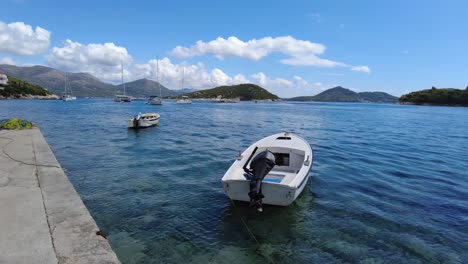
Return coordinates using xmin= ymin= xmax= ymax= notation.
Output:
xmin=181 ymin=67 xmax=185 ymax=90
xmin=121 ymin=61 xmax=126 ymax=95
xmin=64 ymin=72 xmax=67 ymax=95
xmin=157 ymin=56 xmax=161 ymax=97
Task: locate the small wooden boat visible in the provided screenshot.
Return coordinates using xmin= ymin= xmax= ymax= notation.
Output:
xmin=222 ymin=132 xmax=313 ymax=211
xmin=128 ymin=113 xmax=160 ymax=128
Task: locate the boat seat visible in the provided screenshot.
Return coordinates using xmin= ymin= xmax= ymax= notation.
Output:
xmin=263 ymin=178 xmax=282 ymax=183
xmin=271 ymin=167 xmax=299 ymax=174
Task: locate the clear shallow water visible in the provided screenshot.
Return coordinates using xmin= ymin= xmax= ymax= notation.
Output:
xmin=1 ymin=99 xmax=467 ymax=263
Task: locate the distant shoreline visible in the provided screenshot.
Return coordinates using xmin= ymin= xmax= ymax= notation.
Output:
xmin=0 ymin=94 xmax=60 ymax=100
xmin=399 ymin=102 xmax=468 ymax=107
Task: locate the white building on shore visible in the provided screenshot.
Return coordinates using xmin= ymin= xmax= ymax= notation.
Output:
xmin=0 ymin=73 xmax=8 ymax=87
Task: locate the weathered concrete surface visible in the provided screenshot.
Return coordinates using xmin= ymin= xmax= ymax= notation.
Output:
xmin=0 ymin=128 xmax=120 ymax=264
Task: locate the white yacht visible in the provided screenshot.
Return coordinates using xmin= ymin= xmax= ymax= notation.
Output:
xmin=175 ymin=67 xmax=192 ymax=104
xmin=222 ymin=132 xmax=313 ymax=211
xmin=128 ymin=113 xmax=160 ymax=128
xmin=62 ymin=73 xmax=76 ymax=101
xmin=114 ymin=62 xmax=131 ymax=102
xmin=148 ymin=57 xmax=163 ymax=105
xmin=148 ymin=95 xmax=162 ymax=105
xmin=176 ymin=96 xmax=192 ymax=104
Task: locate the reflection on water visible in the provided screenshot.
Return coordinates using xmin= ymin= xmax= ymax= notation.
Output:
xmin=1 ymin=99 xmax=467 ymax=263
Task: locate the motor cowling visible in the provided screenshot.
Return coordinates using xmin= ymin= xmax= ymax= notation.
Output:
xmin=133 ymin=114 xmax=141 ymax=128
xmin=247 ymin=150 xmax=276 ymax=211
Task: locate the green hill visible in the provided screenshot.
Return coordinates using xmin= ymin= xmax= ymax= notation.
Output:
xmin=184 ymin=84 xmax=279 ymax=100
xmin=289 ymin=86 xmax=398 ymax=103
xmin=400 ymin=87 xmax=468 ymax=106
xmin=358 ymin=91 xmax=399 ymax=103
xmin=0 ymin=76 xmax=55 ymax=98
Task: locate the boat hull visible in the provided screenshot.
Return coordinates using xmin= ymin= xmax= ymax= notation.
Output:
xmin=114 ymin=95 xmax=131 ymax=102
xmin=128 ymin=119 xmax=159 ymax=128
xmin=148 ymin=97 xmax=163 ymax=105
xmin=176 ymin=100 xmax=192 ymax=104
xmin=223 ymin=176 xmax=310 ymax=206
xmin=128 ymin=113 xmax=160 ymax=128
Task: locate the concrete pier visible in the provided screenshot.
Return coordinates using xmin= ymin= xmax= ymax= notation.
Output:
xmin=0 ymin=128 xmax=120 ymax=264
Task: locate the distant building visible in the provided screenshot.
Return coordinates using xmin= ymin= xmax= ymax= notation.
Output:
xmin=0 ymin=73 xmax=8 ymax=87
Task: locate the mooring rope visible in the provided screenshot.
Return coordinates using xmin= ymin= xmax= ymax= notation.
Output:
xmin=228 ymin=198 xmax=261 ymax=248
xmin=0 ymin=135 xmax=61 ymax=168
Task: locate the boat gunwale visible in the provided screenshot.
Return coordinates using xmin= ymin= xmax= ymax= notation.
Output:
xmin=222 ymin=132 xmax=313 ymax=189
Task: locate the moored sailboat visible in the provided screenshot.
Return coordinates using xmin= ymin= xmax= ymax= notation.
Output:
xmin=114 ymin=62 xmax=131 ymax=102
xmin=62 ymin=73 xmax=76 ymax=101
xmin=148 ymin=57 xmax=163 ymax=105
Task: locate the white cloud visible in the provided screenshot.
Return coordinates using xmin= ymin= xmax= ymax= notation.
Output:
xmin=44 ymin=39 xmax=335 ymax=97
xmin=105 ymin=56 xmax=324 ymax=97
xmin=250 ymin=73 xmax=326 ymax=97
xmin=0 ymin=57 xmax=16 ymax=65
xmin=351 ymin=65 xmax=370 ymax=73
xmin=46 ymin=39 xmax=132 ymax=82
xmin=0 ymin=21 xmax=50 ymax=56
xmin=171 ymin=36 xmax=326 ymax=61
xmin=170 ymin=36 xmax=369 ymax=72
xmin=133 ymin=58 xmax=250 ymax=89
xmin=281 ymin=55 xmax=346 ymax=67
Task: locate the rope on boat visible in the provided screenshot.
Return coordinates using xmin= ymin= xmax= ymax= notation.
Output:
xmin=228 ymin=198 xmax=261 ymax=248
xmin=0 ymin=135 xmax=61 ymax=168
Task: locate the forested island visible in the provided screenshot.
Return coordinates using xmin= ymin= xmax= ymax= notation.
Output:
xmin=400 ymin=87 xmax=468 ymax=106
xmin=288 ymin=86 xmax=399 ymax=103
xmin=184 ymin=84 xmax=279 ymax=101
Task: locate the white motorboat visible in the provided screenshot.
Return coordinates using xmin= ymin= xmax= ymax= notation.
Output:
xmin=128 ymin=113 xmax=160 ymax=128
xmin=222 ymin=132 xmax=313 ymax=211
xmin=176 ymin=96 xmax=192 ymax=104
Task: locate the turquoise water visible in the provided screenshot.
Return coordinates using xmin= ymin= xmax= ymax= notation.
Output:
xmin=1 ymin=99 xmax=467 ymax=263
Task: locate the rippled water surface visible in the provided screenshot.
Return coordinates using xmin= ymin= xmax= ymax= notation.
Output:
xmin=1 ymin=99 xmax=467 ymax=263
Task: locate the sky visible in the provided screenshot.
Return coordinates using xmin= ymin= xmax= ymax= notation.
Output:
xmin=1 ymin=0 xmax=467 ymax=97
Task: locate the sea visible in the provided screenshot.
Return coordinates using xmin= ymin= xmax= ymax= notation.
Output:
xmin=1 ymin=99 xmax=467 ymax=263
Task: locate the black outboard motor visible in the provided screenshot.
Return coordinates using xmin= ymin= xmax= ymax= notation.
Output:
xmin=133 ymin=114 xmax=141 ymax=128
xmin=246 ymin=150 xmax=276 ymax=212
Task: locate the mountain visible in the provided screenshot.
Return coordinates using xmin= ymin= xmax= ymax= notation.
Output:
xmin=0 ymin=76 xmax=57 ymax=99
xmin=289 ymin=86 xmax=398 ymax=103
xmin=0 ymin=64 xmax=117 ymax=97
xmin=0 ymin=64 xmax=186 ymax=98
xmin=184 ymin=84 xmax=279 ymax=100
xmin=400 ymin=87 xmax=468 ymax=106
xmin=115 ymin=78 xmax=177 ymax=97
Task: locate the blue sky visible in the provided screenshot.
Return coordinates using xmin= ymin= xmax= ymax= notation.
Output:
xmin=1 ymin=0 xmax=467 ymax=97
